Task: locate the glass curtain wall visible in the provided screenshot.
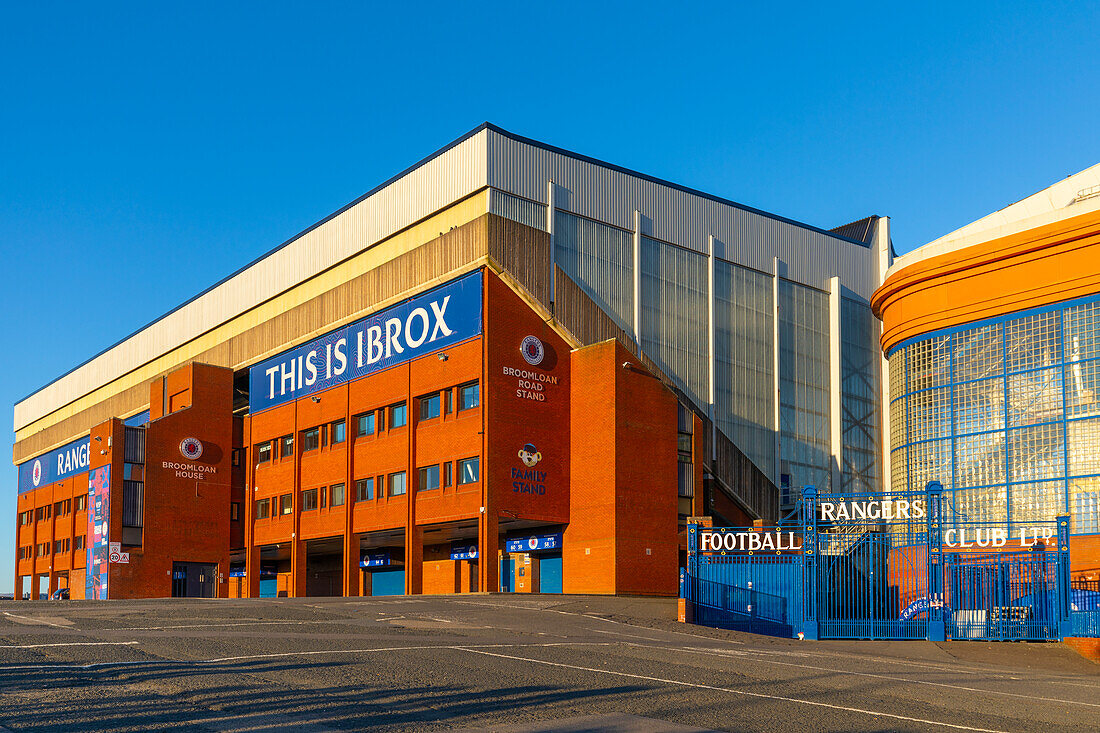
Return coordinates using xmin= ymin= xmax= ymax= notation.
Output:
xmin=714 ymin=261 xmax=775 ymax=477
xmin=553 ymin=210 xmax=634 ymax=331
xmin=841 ymin=298 xmax=882 ymax=493
xmin=889 ymin=295 xmax=1100 ymax=533
xmin=779 ymin=280 xmax=831 ymax=493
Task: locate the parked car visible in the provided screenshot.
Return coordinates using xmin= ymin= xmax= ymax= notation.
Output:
xmin=49 ymin=588 xmax=69 ymax=600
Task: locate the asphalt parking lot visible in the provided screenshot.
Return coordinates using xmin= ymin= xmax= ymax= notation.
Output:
xmin=0 ymin=594 xmax=1095 ymax=732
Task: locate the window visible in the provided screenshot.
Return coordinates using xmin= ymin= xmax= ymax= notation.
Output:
xmin=231 ymin=502 xmax=241 ymax=521
xmin=18 ymin=511 xmax=30 ymax=526
xmin=279 ymin=493 xmax=293 ymax=515
xmin=37 ymin=543 xmax=48 ymax=557
xmin=390 ymin=403 xmax=407 ymax=428
xmin=281 ymin=435 xmax=294 ymax=458
xmin=330 ymin=483 xmax=345 ymax=507
xmin=302 ymin=427 xmax=320 ymax=452
xmin=255 ymin=498 xmax=271 ymax=520
xmin=232 ymin=448 xmax=242 ymax=467
xmin=75 ymin=495 xmax=87 ymax=512
xmin=356 ymin=477 xmax=375 ymax=501
xmin=444 ymin=461 xmax=453 ymax=488
xmin=419 ymin=465 xmax=440 ymax=491
xmin=444 ymin=389 xmax=453 ymax=414
xmin=255 ymin=441 xmax=272 ymax=464
xmin=302 ymin=488 xmax=319 ymax=511
xmin=378 ymin=408 xmax=386 ymax=432
xmin=389 ymin=471 xmax=407 ymax=496
xmin=356 ymin=412 xmax=375 ymax=437
xmin=459 ymin=382 xmax=480 ymax=410
xmin=458 ymin=457 xmax=480 ymax=485
xmin=18 ymin=547 xmax=30 ymax=560
xmin=75 ymin=535 xmax=86 ymax=551
xmin=331 ymin=420 xmax=346 ymax=444
xmin=54 ymin=538 xmax=69 ymax=554
xmin=420 ymin=393 xmax=440 ymax=420
xmin=54 ymin=501 xmax=64 ymax=516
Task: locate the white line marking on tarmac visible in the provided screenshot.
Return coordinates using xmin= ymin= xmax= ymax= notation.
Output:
xmin=111 ymin=621 xmax=323 ymax=631
xmin=1 ymin=612 xmax=70 ymax=629
xmin=455 ymin=646 xmax=1010 ymax=733
xmin=0 ymin=642 xmax=139 ymax=649
xmin=662 ymin=645 xmax=1100 ymax=708
xmin=0 ymin=642 xmax=614 ymax=672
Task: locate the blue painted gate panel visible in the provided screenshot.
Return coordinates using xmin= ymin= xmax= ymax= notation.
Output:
xmin=539 ymin=554 xmax=563 ymax=593
xmin=947 ymin=552 xmax=1060 ymax=641
xmin=500 ymin=557 xmax=516 ymax=592
xmin=688 ymin=553 xmax=803 ymax=637
xmin=370 ymin=569 xmax=405 ymax=597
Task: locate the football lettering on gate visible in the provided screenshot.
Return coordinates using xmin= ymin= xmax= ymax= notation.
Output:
xmin=698 ymin=530 xmax=802 ymax=553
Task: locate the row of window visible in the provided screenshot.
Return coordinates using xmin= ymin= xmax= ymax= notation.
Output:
xmin=19 ymin=535 xmax=86 ymax=559
xmin=254 ymin=457 xmax=481 ymax=519
xmin=254 ymin=383 xmax=480 ymax=466
xmin=19 ymin=496 xmax=88 ymax=527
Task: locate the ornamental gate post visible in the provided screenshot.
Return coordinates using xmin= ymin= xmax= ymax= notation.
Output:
xmin=682 ymin=524 xmax=699 ymax=624
xmin=926 ymin=481 xmax=946 ymax=641
xmin=801 ymin=486 xmax=819 ymax=640
xmin=1056 ymin=515 xmax=1071 ymax=640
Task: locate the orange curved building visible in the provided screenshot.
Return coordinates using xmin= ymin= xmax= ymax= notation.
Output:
xmin=873 ymin=164 xmax=1100 ymax=577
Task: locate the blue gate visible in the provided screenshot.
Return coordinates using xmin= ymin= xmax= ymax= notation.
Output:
xmin=946 ymin=551 xmax=1060 ymax=640
xmin=684 ymin=485 xmax=1085 ymax=642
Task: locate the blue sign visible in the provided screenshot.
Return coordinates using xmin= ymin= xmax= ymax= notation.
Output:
xmin=249 ymin=271 xmax=482 ymax=413
xmin=899 ymin=596 xmax=947 ymax=621
xmin=17 ymin=436 xmax=92 ymax=494
xmin=360 ymin=552 xmax=392 ymax=568
xmin=505 ymin=533 xmax=562 ymax=554
xmin=229 ymin=565 xmax=246 ymax=578
xmin=450 ymin=543 xmax=478 ymax=560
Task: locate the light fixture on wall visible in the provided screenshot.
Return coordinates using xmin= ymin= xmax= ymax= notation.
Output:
xmin=310 ymin=396 xmax=321 ymax=403
xmin=94 ymin=436 xmax=101 ymax=442
xmin=437 ymin=353 xmax=449 ymax=361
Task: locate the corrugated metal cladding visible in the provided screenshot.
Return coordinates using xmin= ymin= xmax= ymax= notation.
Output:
xmin=488 ymin=190 xmax=546 ymax=232
xmin=484 ymin=128 xmax=876 ymax=300
xmin=15 ymin=130 xmax=492 ymax=432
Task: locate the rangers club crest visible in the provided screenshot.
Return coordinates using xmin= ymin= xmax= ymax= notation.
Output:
xmin=179 ymin=437 xmax=203 ymax=461
xmin=32 ymin=459 xmax=42 ymax=487
xmin=520 ymin=335 xmax=544 ymax=366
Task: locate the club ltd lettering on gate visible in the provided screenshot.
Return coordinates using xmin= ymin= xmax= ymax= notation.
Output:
xmin=248 ymin=272 xmax=482 ymax=412
xmin=699 ymin=530 xmax=802 ymax=553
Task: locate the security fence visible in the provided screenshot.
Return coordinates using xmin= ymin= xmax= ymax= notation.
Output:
xmin=683 ymin=483 xmax=1098 ymax=641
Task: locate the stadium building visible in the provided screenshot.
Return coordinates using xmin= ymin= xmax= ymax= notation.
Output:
xmin=13 ymin=124 xmax=888 ymax=600
xmin=873 ymin=163 xmax=1100 ymax=580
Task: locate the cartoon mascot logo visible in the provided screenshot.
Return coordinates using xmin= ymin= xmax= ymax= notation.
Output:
xmin=520 ymin=335 xmax=545 ymax=366
xmin=179 ymin=437 xmax=203 ymax=461
xmin=518 ymin=443 xmax=542 ymax=468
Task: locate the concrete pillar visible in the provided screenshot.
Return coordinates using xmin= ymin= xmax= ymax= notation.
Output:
xmin=290 ymin=537 xmax=307 ymax=598
xmin=478 ymin=511 xmax=499 ymax=593
xmin=245 ymin=545 xmax=261 ymax=598
xmin=404 ymin=525 xmax=423 ymax=596
xmin=344 ymin=532 xmax=361 ymax=597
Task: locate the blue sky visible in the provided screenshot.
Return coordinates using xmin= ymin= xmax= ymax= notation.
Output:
xmin=2 ymin=3 xmax=1098 ymax=592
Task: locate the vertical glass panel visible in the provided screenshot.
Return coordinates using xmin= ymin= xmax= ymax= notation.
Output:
xmin=1007 ymin=367 xmax=1063 ymax=427
xmin=554 ymin=210 xmax=634 ymax=331
xmin=907 ymin=335 xmax=950 ymax=392
xmin=955 ymin=432 xmax=1005 ymax=488
xmin=952 ymin=486 xmax=1008 ymax=523
xmin=953 ymin=323 xmax=1003 ymax=382
xmin=640 ymin=237 xmax=708 ymax=408
xmin=890 ymin=397 xmax=908 ymax=449
xmin=953 ymin=377 xmax=1005 ymax=436
xmin=1067 ymin=416 xmax=1100 ymax=477
xmin=778 ymin=279 xmax=831 ymax=493
xmin=909 ymin=438 xmax=951 ymax=492
xmin=713 ymin=259 xmax=774 ymax=477
xmin=908 ymin=387 xmax=952 ymax=442
xmin=890 ymin=447 xmax=908 ymax=492
xmin=1069 ymin=477 xmax=1100 ymax=534
xmin=841 ymin=298 xmax=881 ymax=493
xmin=1009 ymin=480 xmax=1067 ymax=524
xmin=1065 ymin=358 xmax=1100 ymax=418
xmin=1007 ymin=423 xmax=1064 ymax=482
xmin=1064 ymin=300 xmax=1100 ymax=362
xmin=1005 ymin=310 xmax=1061 ymax=374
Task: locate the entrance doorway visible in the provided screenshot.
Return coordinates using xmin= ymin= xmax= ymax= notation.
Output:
xmin=172 ymin=562 xmax=217 ymax=598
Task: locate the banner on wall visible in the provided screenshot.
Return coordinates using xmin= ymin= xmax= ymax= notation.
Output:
xmin=17 ymin=436 xmax=90 ymax=494
xmin=86 ymin=466 xmax=110 ymax=600
xmin=249 ymin=271 xmax=482 ymax=413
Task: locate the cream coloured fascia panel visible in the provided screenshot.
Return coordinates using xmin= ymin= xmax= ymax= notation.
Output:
xmin=15 ymin=192 xmax=491 ymax=445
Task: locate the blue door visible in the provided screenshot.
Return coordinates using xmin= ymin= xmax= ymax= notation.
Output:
xmin=539 ymin=553 xmax=563 ymax=593
xmin=500 ymin=557 xmax=516 ymax=592
xmin=371 ymin=569 xmax=405 ymax=596
xmin=258 ymin=579 xmax=277 ymax=598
